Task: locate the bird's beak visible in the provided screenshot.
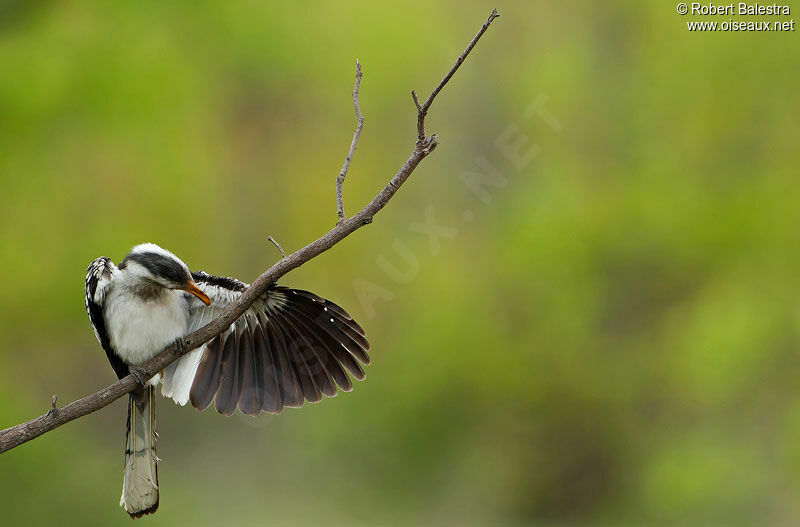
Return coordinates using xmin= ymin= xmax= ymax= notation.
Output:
xmin=183 ymin=281 xmax=211 ymax=306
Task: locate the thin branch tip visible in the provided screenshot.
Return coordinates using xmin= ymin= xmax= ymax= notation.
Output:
xmin=336 ymin=59 xmax=365 ymax=222
xmin=411 ymin=90 xmax=422 ymax=112
xmin=267 ymin=236 xmax=286 ymax=258
xmin=49 ymin=395 xmax=58 ymax=414
xmin=414 ymin=6 xmax=500 ymax=140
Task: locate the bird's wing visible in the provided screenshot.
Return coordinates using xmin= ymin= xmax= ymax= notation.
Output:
xmin=85 ymin=257 xmax=128 ymax=379
xmin=161 ymin=271 xmax=370 ymax=416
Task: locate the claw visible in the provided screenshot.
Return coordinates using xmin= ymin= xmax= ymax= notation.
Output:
xmin=129 ymin=366 xmax=150 ymax=388
xmin=172 ymin=337 xmax=186 ymax=356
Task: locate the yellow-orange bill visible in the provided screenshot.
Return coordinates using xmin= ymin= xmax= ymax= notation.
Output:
xmin=184 ymin=282 xmax=211 ymax=306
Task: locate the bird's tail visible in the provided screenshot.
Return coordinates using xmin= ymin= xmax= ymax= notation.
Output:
xmin=121 ymin=386 xmax=159 ymax=518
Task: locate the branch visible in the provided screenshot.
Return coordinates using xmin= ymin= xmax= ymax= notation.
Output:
xmin=414 ymin=8 xmax=499 ymax=141
xmin=336 ymin=59 xmax=364 ymax=223
xmin=0 ymin=10 xmax=500 ymax=455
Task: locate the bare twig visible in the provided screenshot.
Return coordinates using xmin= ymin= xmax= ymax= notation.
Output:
xmin=411 ymin=90 xmax=422 ymax=112
xmin=336 ymin=59 xmax=364 ymax=223
xmin=267 ymin=236 xmax=286 ymax=258
xmin=0 ymin=10 xmax=500 ymax=455
xmin=414 ymin=8 xmax=499 ymax=141
xmin=48 ymin=395 xmax=57 ymax=416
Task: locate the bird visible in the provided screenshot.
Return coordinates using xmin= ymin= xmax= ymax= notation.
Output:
xmin=84 ymin=243 xmax=370 ymax=518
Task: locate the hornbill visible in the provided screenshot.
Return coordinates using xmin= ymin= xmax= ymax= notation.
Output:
xmin=84 ymin=243 xmax=370 ymax=517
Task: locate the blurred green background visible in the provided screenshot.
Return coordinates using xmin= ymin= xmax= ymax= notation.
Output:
xmin=1 ymin=1 xmax=799 ymax=525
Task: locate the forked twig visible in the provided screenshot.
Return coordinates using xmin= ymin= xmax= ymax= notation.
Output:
xmin=336 ymin=59 xmax=365 ymax=223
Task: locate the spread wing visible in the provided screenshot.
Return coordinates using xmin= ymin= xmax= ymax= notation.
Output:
xmin=85 ymin=257 xmax=127 ymax=379
xmin=161 ymin=272 xmax=370 ymax=416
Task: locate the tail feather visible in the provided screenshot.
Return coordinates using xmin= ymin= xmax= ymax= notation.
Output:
xmin=121 ymin=387 xmax=159 ymax=518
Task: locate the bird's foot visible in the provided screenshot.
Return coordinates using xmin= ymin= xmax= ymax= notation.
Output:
xmin=129 ymin=366 xmax=151 ymax=388
xmin=171 ymin=337 xmax=186 ymax=356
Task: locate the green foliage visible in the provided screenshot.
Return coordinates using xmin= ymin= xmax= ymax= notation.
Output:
xmin=1 ymin=2 xmax=798 ymax=525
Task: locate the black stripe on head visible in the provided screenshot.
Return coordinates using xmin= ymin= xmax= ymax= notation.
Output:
xmin=122 ymin=252 xmax=190 ymax=285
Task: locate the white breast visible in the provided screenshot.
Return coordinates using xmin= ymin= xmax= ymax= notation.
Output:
xmin=104 ymin=286 xmax=190 ymax=366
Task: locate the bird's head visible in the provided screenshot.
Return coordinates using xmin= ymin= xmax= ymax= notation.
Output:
xmin=119 ymin=243 xmax=211 ymax=305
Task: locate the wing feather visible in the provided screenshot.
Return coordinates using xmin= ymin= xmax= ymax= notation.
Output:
xmin=282 ymin=296 xmax=370 ymax=373
xmin=280 ymin=305 xmax=352 ymax=392
xmin=238 ymin=319 xmax=261 ymax=416
xmin=281 ymin=302 xmax=357 ymax=389
xmin=215 ymin=328 xmax=241 ymax=416
xmin=163 ymin=272 xmax=370 ymax=415
xmin=271 ymin=310 xmax=323 ymax=402
xmin=189 ymin=337 xmax=224 ymax=411
xmin=280 ymin=307 xmax=339 ymax=398
xmin=84 ymin=257 xmax=127 ymax=379
xmin=265 ymin=316 xmax=304 ymax=409
xmin=283 ymin=290 xmax=371 ymax=362
xmin=288 ymin=288 xmax=366 ymax=335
